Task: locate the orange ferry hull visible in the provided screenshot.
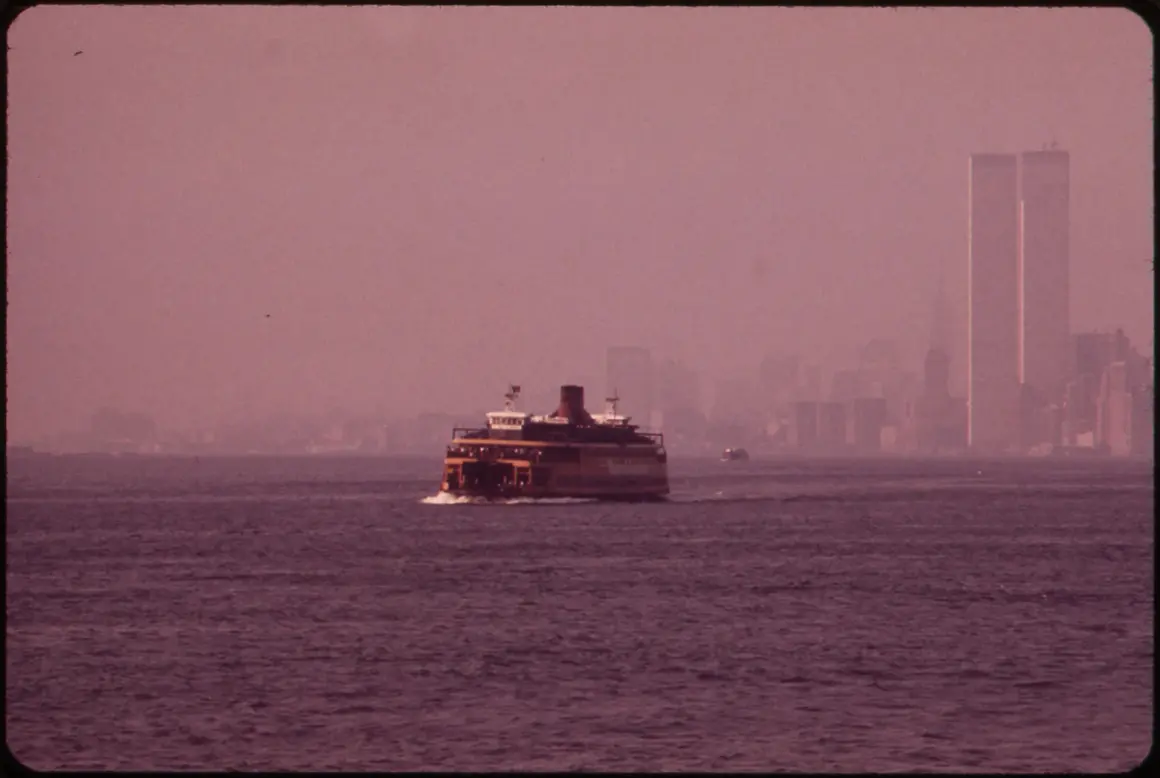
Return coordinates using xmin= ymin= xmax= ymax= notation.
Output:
xmin=441 ymin=443 xmax=669 ymax=502
xmin=439 ymin=384 xmax=669 ymax=502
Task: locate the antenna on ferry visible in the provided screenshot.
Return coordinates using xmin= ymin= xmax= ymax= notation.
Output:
xmin=504 ymin=384 xmax=521 ymax=411
xmin=605 ymin=387 xmax=620 ymax=417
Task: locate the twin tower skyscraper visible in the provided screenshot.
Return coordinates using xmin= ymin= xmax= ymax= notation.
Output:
xmin=968 ymin=150 xmax=1070 ymax=452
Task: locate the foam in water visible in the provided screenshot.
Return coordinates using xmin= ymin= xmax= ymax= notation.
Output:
xmin=419 ymin=492 xmax=599 ymax=506
xmin=502 ymin=496 xmax=599 ymax=505
xmin=420 ymin=492 xmax=476 ymax=505
xmin=422 ymin=490 xmax=804 ymax=507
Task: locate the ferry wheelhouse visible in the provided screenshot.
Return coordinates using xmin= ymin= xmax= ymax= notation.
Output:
xmin=441 ymin=384 xmax=669 ymax=501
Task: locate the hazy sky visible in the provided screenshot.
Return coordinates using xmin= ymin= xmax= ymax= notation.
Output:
xmin=6 ymin=6 xmax=1153 ymax=438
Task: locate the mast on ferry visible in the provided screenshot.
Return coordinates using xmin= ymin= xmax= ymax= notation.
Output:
xmin=604 ymin=388 xmax=620 ymax=418
xmin=503 ymin=384 xmax=521 ymax=412
xmin=603 ymin=388 xmax=631 ymax=424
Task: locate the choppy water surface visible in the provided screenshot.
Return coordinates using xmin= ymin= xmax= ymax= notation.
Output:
xmin=6 ymin=455 xmax=1152 ymax=771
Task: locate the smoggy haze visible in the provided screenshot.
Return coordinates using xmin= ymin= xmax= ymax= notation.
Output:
xmin=5 ymin=6 xmax=1153 ymax=440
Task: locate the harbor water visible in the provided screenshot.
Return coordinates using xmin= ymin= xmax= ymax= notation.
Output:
xmin=5 ymin=454 xmax=1152 ymax=771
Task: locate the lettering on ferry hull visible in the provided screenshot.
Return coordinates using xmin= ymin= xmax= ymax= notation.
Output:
xmin=603 ymin=461 xmax=659 ymax=476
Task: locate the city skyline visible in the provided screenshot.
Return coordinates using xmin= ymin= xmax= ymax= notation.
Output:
xmin=6 ymin=6 xmax=1153 ymax=441
xmin=21 ymin=313 xmax=1148 ymax=458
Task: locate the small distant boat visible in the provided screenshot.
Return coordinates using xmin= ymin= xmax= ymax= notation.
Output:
xmin=721 ymin=447 xmax=749 ymax=461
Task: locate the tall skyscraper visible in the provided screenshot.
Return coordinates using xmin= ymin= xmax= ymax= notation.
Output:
xmin=1019 ymin=150 xmax=1070 ymax=402
xmin=605 ymin=346 xmax=653 ymax=424
xmin=968 ymin=153 xmax=1020 ymax=451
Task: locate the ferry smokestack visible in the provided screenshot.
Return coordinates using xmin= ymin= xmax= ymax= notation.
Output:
xmin=555 ymin=385 xmax=593 ymax=424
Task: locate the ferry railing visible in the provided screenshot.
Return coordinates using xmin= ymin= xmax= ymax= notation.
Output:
xmin=453 ymin=424 xmax=664 ymax=447
xmin=638 ymin=431 xmax=665 ymax=446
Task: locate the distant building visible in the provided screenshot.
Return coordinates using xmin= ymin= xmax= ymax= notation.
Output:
xmin=887 ymin=371 xmax=921 ymax=435
xmin=791 ymin=401 xmax=819 ymax=451
xmin=942 ymin=398 xmax=969 ymax=451
xmin=1019 ymin=150 xmax=1071 ymax=405
xmin=1017 ymin=382 xmax=1054 ymax=451
xmin=1130 ymin=379 xmax=1154 ymax=457
xmin=917 ymin=347 xmax=952 ymax=453
xmin=915 ymin=269 xmax=963 ymax=453
xmin=1090 ymin=350 xmax=1150 ymax=458
xmin=858 ymin=338 xmax=916 ymax=437
xmin=1096 ymin=361 xmax=1132 ymax=455
xmin=1065 ymin=329 xmax=1137 ymax=448
xmin=801 ymin=364 xmax=823 ymax=402
xmin=851 ymin=397 xmax=888 ymax=453
xmin=1061 ymin=376 xmax=1098 ymax=448
xmin=1073 ymin=329 xmax=1131 ymax=379
xmin=968 ymin=153 xmax=1020 ymax=452
xmin=817 ymin=402 xmax=847 ymax=452
xmin=605 ymin=346 xmax=654 ymax=424
xmin=830 ymin=369 xmax=861 ymax=403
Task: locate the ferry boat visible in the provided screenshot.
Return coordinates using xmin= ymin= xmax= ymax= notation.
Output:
xmin=721 ymin=447 xmax=750 ymax=461
xmin=440 ymin=384 xmax=669 ymax=501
